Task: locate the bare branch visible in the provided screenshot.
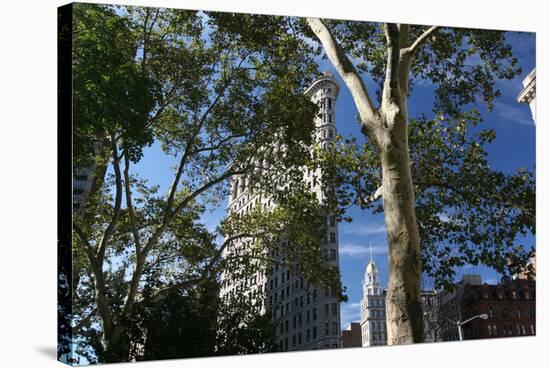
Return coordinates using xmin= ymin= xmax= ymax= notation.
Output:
xmin=306 ymin=18 xmax=378 ymax=124
xmin=123 ymin=153 xmax=142 ymax=257
xmin=405 ymin=26 xmax=439 ymax=54
xmin=73 ymin=308 xmax=98 ymax=333
xmin=382 ymin=23 xmax=402 ymax=106
xmin=97 ymin=135 xmax=123 ymax=262
xmin=359 ymin=186 xmax=384 ymax=207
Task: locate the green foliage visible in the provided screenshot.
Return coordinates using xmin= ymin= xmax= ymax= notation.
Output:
xmin=70 ymin=4 xmax=332 ymax=362
xmin=134 ymin=282 xmax=219 ymax=360
xmin=317 ymin=21 xmax=522 ymax=115
xmin=216 ymin=297 xmax=277 ymax=355
xmin=73 ymin=4 xmax=155 ymax=168
xmin=409 ymin=111 xmax=535 ymax=288
xmin=324 ymin=110 xmax=535 ymax=289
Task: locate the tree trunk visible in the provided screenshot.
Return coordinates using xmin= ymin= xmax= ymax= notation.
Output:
xmin=103 ymin=324 xmax=132 ymax=363
xmin=375 ymin=111 xmax=423 ymax=345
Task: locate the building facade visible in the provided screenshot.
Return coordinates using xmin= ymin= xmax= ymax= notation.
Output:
xmin=219 ymin=72 xmax=342 ymax=351
xmin=73 ymin=167 xmax=95 ymax=210
xmin=342 ymin=322 xmax=362 ymax=348
xmin=460 ymin=278 xmax=536 ymax=340
xmin=359 ymin=259 xmax=387 ymax=346
xmin=516 ymin=68 xmax=536 ymax=124
xmin=439 ymin=275 xmax=536 ymax=341
xmin=421 ymin=290 xmax=442 ymax=343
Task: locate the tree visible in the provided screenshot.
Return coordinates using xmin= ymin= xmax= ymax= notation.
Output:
xmin=71 ymin=4 xmax=335 ymax=362
xmin=215 ymin=297 xmax=277 ymax=355
xmin=305 ymin=19 xmax=533 ymax=344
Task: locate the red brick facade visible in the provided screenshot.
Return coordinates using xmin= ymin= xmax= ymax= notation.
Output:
xmin=461 ymin=279 xmax=536 ymax=340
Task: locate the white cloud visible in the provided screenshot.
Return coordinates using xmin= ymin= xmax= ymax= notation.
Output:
xmin=494 ymin=100 xmax=534 ymax=126
xmin=340 ymin=301 xmax=362 ymax=326
xmin=339 ymin=242 xmax=387 ymax=257
xmin=341 ymin=222 xmax=387 ymax=236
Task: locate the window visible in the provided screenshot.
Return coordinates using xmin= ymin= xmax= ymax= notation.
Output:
xmin=502 ymin=308 xmax=509 ymax=318
xmin=325 ymin=303 xmax=329 ymax=316
xmin=332 ymin=322 xmax=338 ymax=335
xmin=332 ymin=303 xmax=337 ymax=316
xmin=307 ymin=329 xmax=311 ymax=341
xmin=330 ymin=216 xmax=336 ymax=227
xmin=330 ymin=249 xmax=336 ymax=261
xmin=329 ymin=128 xmax=333 ymax=138
xmin=313 ymin=308 xmax=317 ymax=320
xmin=313 ymin=327 xmax=317 ymax=339
xmin=516 ymin=308 xmax=522 ymax=318
xmin=488 ymin=307 xmax=494 ymax=318
xmin=512 ymin=290 xmax=518 ymax=299
xmin=330 ymin=232 xmax=336 ymax=243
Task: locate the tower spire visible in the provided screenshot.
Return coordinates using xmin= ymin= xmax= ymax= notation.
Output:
xmin=369 ymin=241 xmax=373 ymax=263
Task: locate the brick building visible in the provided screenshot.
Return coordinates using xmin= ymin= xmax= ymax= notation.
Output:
xmin=461 ymin=278 xmax=535 ymax=339
xmin=342 ymin=323 xmax=362 ymax=348
xmin=439 ymin=275 xmax=535 ymax=341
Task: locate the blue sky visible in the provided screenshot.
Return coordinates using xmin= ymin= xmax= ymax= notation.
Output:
xmin=132 ymin=30 xmax=536 ymax=329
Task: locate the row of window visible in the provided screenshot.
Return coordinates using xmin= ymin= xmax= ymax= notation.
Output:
xmin=486 ymin=324 xmax=535 ymax=337
xmin=482 ymin=288 xmax=533 ymax=300
xmin=474 ymin=306 xmax=535 ymax=320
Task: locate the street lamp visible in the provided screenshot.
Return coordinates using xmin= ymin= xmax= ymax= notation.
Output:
xmin=440 ymin=313 xmax=488 ymax=341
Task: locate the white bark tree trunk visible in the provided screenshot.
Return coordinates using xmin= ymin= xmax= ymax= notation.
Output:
xmin=307 ymin=18 xmax=430 ymax=344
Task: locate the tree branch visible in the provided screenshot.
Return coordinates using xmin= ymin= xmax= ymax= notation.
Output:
xmin=97 ymin=135 xmax=123 ymax=262
xmin=123 ymin=152 xmax=142 ymax=257
xmin=382 ymin=23 xmax=402 ymax=107
xmin=73 ymin=308 xmax=98 ymax=333
xmin=405 ymin=26 xmax=439 ymax=54
xmin=359 ymin=186 xmax=384 ymax=207
xmin=306 ymin=18 xmax=378 ymax=124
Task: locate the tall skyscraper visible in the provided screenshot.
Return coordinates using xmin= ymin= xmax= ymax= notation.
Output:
xmin=219 ymin=72 xmax=342 ymax=351
xmin=359 ymin=245 xmax=387 ymax=347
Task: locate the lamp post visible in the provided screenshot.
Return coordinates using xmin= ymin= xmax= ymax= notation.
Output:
xmin=440 ymin=314 xmax=489 ymax=341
